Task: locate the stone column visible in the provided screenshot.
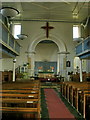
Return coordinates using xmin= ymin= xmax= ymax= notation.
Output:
xmin=57 ymin=53 xmax=60 ymax=74
xmin=28 ymin=52 xmax=36 ymax=76
xmin=13 ymin=58 xmax=16 ymax=82
xmin=80 ymin=59 xmax=83 ymax=82
xmin=59 ymin=53 xmax=66 ymax=77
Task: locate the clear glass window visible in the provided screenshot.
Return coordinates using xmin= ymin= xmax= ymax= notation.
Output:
xmin=13 ymin=24 xmax=21 ymax=39
xmin=73 ymin=26 xmax=79 ymax=38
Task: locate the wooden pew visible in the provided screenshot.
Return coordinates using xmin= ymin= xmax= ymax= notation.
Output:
xmin=78 ymin=91 xmax=90 ymax=119
xmin=2 ymin=82 xmax=40 ymax=89
xmin=59 ymin=81 xmax=90 ymax=119
xmin=1 ymin=96 xmax=40 ymax=119
xmin=1 ymin=93 xmax=39 ymax=99
xmin=73 ymin=87 xmax=90 ymax=110
xmin=59 ymin=82 xmax=77 ymax=103
xmin=1 ymin=89 xmax=39 ymax=94
xmin=0 ymin=107 xmax=39 ymax=119
xmin=1 ymin=80 xmax=41 ymax=119
xmin=61 ymin=82 xmax=90 ymax=106
xmin=1 ymin=98 xmax=39 ymax=109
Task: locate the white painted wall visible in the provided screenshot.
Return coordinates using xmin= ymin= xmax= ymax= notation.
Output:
xmin=1 ymin=21 xmax=78 ymax=75
xmin=1 ymin=58 xmax=13 ymax=71
xmin=35 ymin=43 xmax=58 ymax=61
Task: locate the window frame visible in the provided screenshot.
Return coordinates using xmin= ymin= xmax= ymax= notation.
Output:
xmin=13 ymin=23 xmax=21 ymax=39
xmin=73 ymin=25 xmax=81 ymax=39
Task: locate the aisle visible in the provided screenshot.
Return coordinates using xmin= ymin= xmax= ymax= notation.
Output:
xmin=44 ymin=88 xmax=76 ymax=119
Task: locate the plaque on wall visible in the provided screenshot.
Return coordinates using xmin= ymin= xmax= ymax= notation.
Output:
xmin=66 ymin=61 xmax=70 ymax=67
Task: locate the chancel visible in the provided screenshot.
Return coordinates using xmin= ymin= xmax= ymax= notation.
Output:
xmin=0 ymin=1 xmax=90 ymax=120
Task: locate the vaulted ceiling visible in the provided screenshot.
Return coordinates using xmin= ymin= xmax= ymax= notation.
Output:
xmin=1 ymin=1 xmax=90 ymax=23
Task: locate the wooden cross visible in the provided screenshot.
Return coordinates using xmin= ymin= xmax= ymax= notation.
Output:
xmin=41 ymin=22 xmax=54 ymax=38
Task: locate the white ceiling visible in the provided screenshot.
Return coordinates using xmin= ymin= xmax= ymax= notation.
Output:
xmin=1 ymin=1 xmax=90 ymax=58
xmin=1 ymin=1 xmax=90 ymax=23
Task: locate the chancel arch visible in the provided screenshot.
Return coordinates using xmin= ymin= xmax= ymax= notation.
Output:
xmin=28 ymin=34 xmax=66 ymax=53
xmin=27 ymin=34 xmax=67 ymax=76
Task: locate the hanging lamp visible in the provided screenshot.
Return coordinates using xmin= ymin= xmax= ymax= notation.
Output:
xmin=17 ymin=14 xmax=28 ymax=40
xmin=17 ymin=34 xmax=28 ymax=40
xmin=0 ymin=7 xmax=19 ymax=18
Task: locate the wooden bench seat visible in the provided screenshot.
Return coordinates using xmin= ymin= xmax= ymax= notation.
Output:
xmin=1 ymin=81 xmax=41 ymax=120
xmin=2 ymin=80 xmax=40 ymax=89
xmin=73 ymin=87 xmax=90 ymax=110
xmin=78 ymin=92 xmax=90 ymax=119
xmin=1 ymin=107 xmax=39 ymax=119
xmin=1 ymin=93 xmax=39 ymax=98
xmin=1 ymin=98 xmax=40 ymax=110
xmin=1 ymin=89 xmax=39 ymax=94
xmin=59 ymin=81 xmax=90 ymax=119
xmin=2 ymin=83 xmax=40 ymax=89
xmin=0 ymin=107 xmax=38 ymax=112
xmin=1 ymin=98 xmax=39 ymax=103
xmin=63 ymin=82 xmax=90 ymax=105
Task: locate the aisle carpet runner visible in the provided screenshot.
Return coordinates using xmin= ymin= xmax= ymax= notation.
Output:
xmin=44 ymin=88 xmax=76 ymax=119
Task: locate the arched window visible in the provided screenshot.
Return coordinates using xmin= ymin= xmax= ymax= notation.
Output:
xmin=74 ymin=57 xmax=86 ymax=72
xmin=74 ymin=57 xmax=80 ymax=69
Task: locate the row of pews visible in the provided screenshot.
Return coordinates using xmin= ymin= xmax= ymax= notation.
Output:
xmin=70 ymin=73 xmax=90 ymax=82
xmin=59 ymin=81 xmax=90 ymax=119
xmin=1 ymin=80 xmax=41 ymax=120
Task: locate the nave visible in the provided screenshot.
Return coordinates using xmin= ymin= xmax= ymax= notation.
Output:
xmin=1 ymin=80 xmax=90 ymax=120
xmin=0 ymin=1 xmax=90 ymax=120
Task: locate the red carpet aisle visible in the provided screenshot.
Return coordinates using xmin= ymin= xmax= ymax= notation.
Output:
xmin=44 ymin=88 xmax=76 ymax=119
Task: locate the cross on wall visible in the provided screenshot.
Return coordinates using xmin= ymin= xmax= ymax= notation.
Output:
xmin=41 ymin=22 xmax=54 ymax=38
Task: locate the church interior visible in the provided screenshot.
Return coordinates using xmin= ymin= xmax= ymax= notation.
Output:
xmin=0 ymin=1 xmax=90 ymax=120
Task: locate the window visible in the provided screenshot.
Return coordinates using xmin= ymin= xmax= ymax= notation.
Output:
xmin=13 ymin=24 xmax=21 ymax=39
xmin=73 ymin=25 xmax=80 ymax=38
xmin=74 ymin=57 xmax=80 ymax=69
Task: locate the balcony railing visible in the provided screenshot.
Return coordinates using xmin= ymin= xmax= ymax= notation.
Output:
xmin=0 ymin=19 xmax=20 ymax=56
xmin=76 ymin=36 xmax=90 ymax=59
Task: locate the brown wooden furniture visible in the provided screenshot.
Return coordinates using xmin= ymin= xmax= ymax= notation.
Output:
xmin=59 ymin=81 xmax=90 ymax=119
xmin=2 ymin=71 xmax=13 ymax=82
xmin=1 ymin=80 xmax=40 ymax=119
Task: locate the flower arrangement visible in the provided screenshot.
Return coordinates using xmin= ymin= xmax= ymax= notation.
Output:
xmin=38 ymin=66 xmax=43 ymax=71
xmin=50 ymin=66 xmax=54 ymax=70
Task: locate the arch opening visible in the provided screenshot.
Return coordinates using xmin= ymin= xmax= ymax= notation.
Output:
xmin=27 ymin=35 xmax=67 ymax=76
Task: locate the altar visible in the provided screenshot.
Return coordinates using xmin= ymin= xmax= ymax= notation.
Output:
xmin=38 ymin=71 xmax=54 ymax=78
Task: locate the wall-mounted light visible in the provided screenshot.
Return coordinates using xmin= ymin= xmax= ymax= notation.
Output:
xmin=13 ymin=58 xmax=16 ymax=63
